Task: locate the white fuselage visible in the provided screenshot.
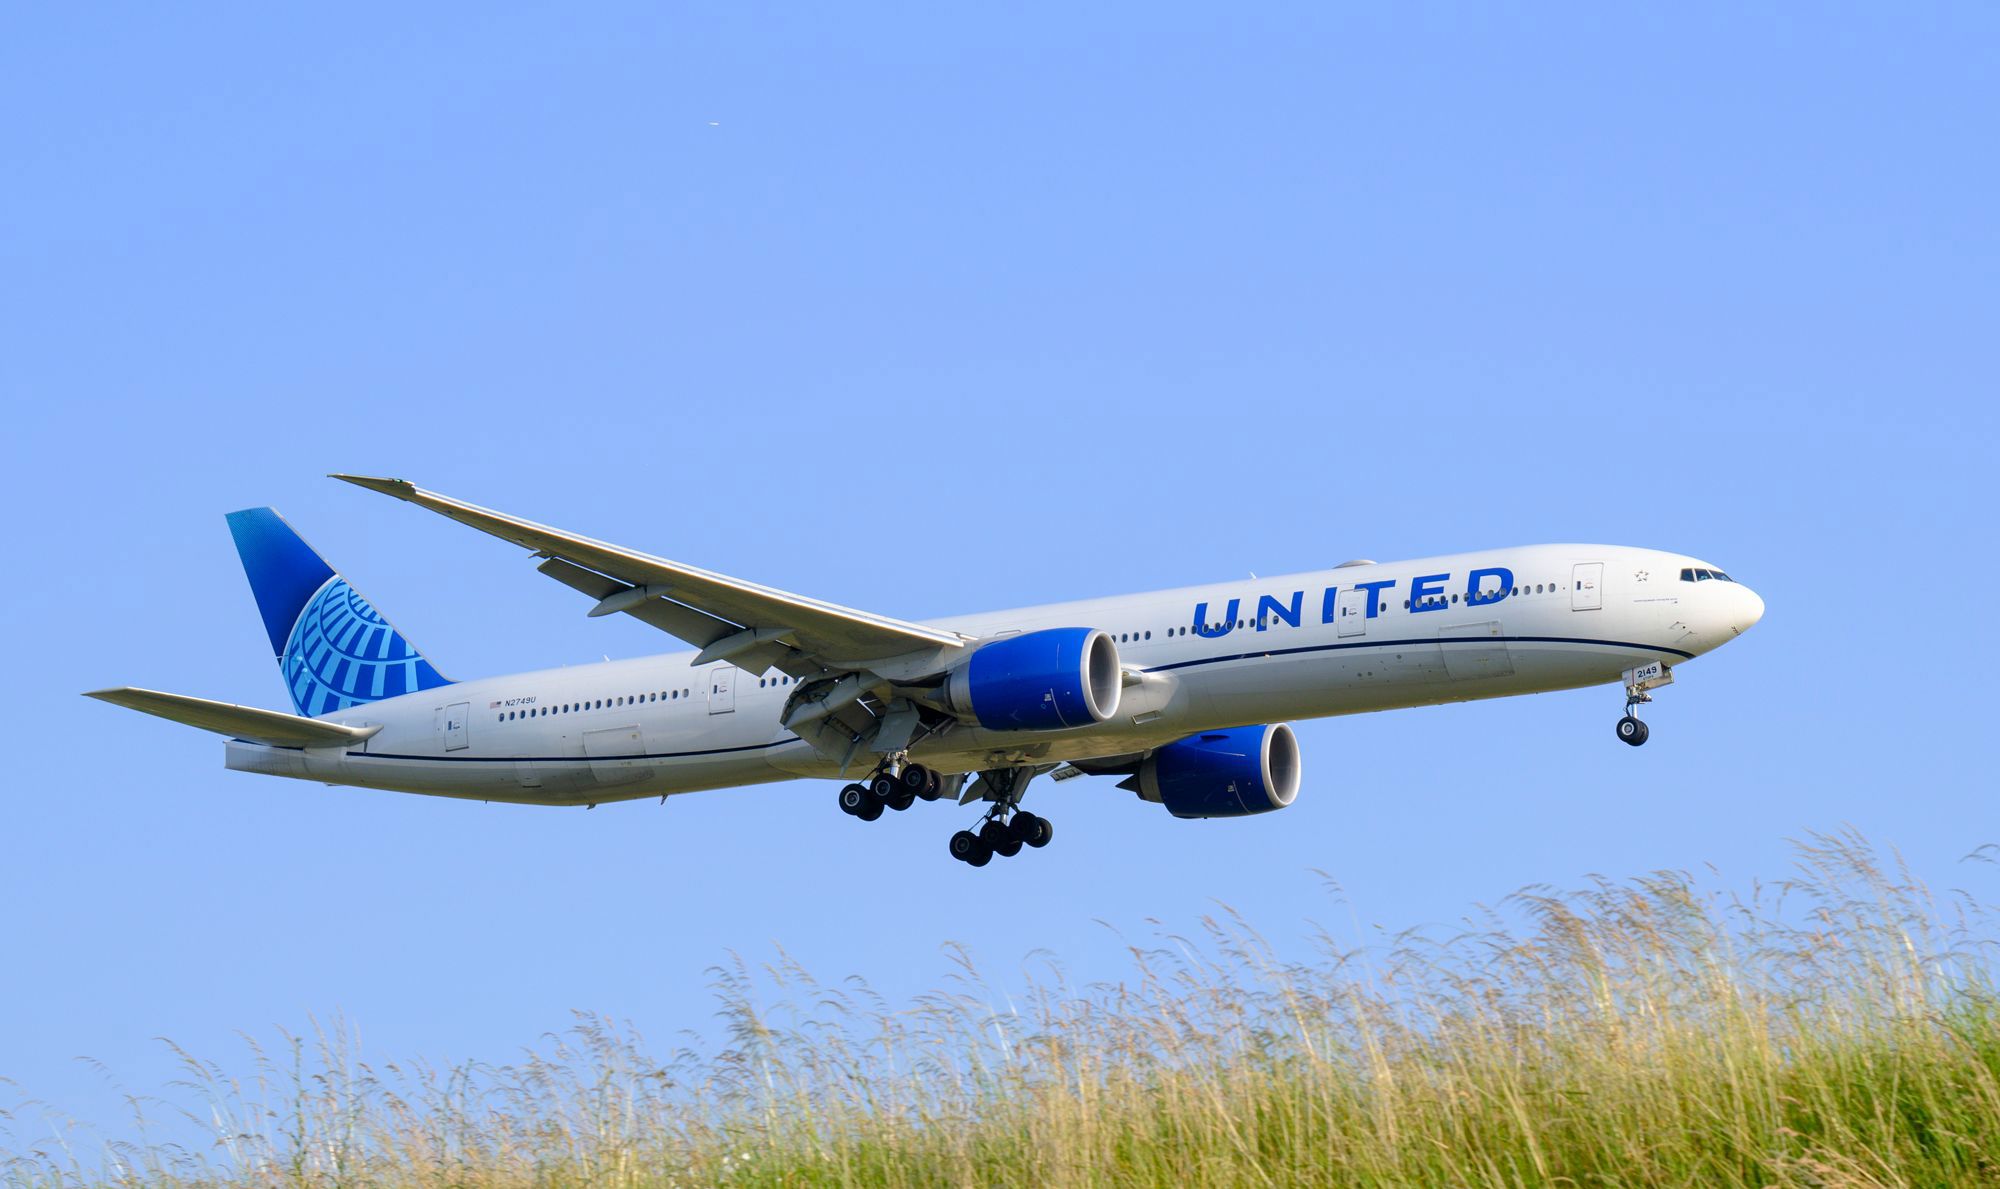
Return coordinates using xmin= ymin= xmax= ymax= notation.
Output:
xmin=224 ymin=544 xmax=1763 ymax=805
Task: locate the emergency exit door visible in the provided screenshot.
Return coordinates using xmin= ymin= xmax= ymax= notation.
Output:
xmin=1572 ymin=562 xmax=1604 ymax=611
xmin=442 ymin=701 xmax=470 ymax=751
xmin=707 ymin=665 xmax=736 ymax=714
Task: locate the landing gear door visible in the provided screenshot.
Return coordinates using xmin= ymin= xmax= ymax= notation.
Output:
xmin=707 ymin=665 xmax=737 ymax=714
xmin=1335 ymin=588 xmax=1368 ymax=638
xmin=1572 ymin=562 xmax=1604 ymax=611
xmin=441 ymin=701 xmax=470 ymax=752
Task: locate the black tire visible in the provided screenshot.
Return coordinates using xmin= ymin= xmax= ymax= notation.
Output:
xmin=1630 ymin=720 xmax=1650 ymax=746
xmin=1014 ymin=812 xmax=1054 ymax=849
xmin=1617 ymin=716 xmax=1648 ymax=747
xmin=919 ymin=769 xmax=944 ymax=802
xmin=869 ymin=773 xmax=899 ymax=803
xmin=949 ymin=829 xmax=982 ymax=862
xmin=889 ymin=791 xmax=916 ymax=812
xmin=900 ymin=764 xmax=931 ymax=794
xmin=838 ymin=783 xmax=869 ymax=816
xmin=965 ymin=844 xmax=993 ymax=868
xmin=856 ymin=799 xmax=884 ymax=821
xmin=982 ymin=819 xmax=1022 ymax=859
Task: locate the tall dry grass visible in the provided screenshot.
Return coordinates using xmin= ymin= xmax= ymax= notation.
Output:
xmin=6 ymin=830 xmax=1998 ymax=1187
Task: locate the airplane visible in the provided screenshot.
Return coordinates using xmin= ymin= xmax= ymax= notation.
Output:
xmin=88 ymin=476 xmax=1765 ymax=867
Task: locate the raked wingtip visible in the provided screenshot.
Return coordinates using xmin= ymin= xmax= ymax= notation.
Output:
xmin=329 ymin=473 xmax=417 ymax=498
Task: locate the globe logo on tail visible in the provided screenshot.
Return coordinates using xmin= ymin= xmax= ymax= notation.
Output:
xmin=282 ymin=578 xmax=447 ymax=717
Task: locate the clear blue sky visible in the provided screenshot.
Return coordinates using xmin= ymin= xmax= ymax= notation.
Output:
xmin=5 ymin=4 xmax=1996 ymax=1143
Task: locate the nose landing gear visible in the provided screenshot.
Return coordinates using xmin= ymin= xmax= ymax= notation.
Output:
xmin=1615 ymin=661 xmax=1674 ymax=747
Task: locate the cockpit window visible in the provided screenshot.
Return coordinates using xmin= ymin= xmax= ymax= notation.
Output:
xmin=1682 ymin=567 xmax=1737 ymax=583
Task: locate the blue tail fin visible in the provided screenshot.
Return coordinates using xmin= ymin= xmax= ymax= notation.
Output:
xmin=225 ymin=508 xmax=452 ymax=716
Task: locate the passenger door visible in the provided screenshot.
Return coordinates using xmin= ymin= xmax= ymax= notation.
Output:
xmin=1572 ymin=563 xmax=1604 ymax=611
xmin=1335 ymin=588 xmax=1368 ymax=638
xmin=707 ymin=664 xmax=737 ymax=714
xmin=442 ymin=701 xmax=470 ymax=751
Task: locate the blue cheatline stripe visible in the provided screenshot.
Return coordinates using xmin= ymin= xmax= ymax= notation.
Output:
xmin=248 ymin=634 xmax=1688 ymax=760
xmin=1143 ymin=634 xmax=1694 ymax=675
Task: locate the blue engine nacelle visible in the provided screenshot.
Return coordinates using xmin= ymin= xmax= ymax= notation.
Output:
xmin=945 ymin=627 xmax=1122 ymax=731
xmin=1137 ymin=723 xmax=1302 ymax=819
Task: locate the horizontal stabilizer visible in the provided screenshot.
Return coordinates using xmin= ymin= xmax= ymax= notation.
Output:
xmin=84 ymin=687 xmax=383 ymax=749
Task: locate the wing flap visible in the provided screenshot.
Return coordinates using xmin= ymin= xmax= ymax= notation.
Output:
xmin=85 ymin=687 xmax=381 ymax=749
xmin=534 ymin=558 xmax=820 ymax=678
xmin=334 ymin=475 xmax=968 ymax=665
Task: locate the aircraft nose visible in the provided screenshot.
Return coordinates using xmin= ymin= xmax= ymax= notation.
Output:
xmin=1732 ymin=584 xmax=1765 ymax=634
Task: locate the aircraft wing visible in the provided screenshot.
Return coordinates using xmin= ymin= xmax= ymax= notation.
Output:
xmin=332 ymin=475 xmax=970 ymax=678
xmin=84 ymin=687 xmax=383 ymax=749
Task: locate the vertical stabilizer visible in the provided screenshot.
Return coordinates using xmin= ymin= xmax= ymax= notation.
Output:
xmin=225 ymin=508 xmax=452 ymax=717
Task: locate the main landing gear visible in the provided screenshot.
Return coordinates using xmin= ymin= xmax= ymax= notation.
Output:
xmin=946 ymin=765 xmax=1053 ymax=868
xmin=839 ymin=761 xmax=1058 ymax=867
xmin=948 ymin=811 xmax=1054 ymax=867
xmin=837 ymin=761 xmax=944 ymax=821
xmin=1615 ymin=661 xmax=1674 ymax=748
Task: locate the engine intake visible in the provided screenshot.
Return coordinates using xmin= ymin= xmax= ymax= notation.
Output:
xmin=946 ymin=627 xmax=1122 ymax=731
xmin=1138 ymin=723 xmax=1301 ymax=818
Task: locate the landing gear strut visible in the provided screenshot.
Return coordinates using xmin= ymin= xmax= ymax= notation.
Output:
xmin=1615 ymin=661 xmax=1673 ymax=748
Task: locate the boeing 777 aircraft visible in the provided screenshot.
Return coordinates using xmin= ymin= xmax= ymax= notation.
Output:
xmin=89 ymin=476 xmax=1764 ymax=866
